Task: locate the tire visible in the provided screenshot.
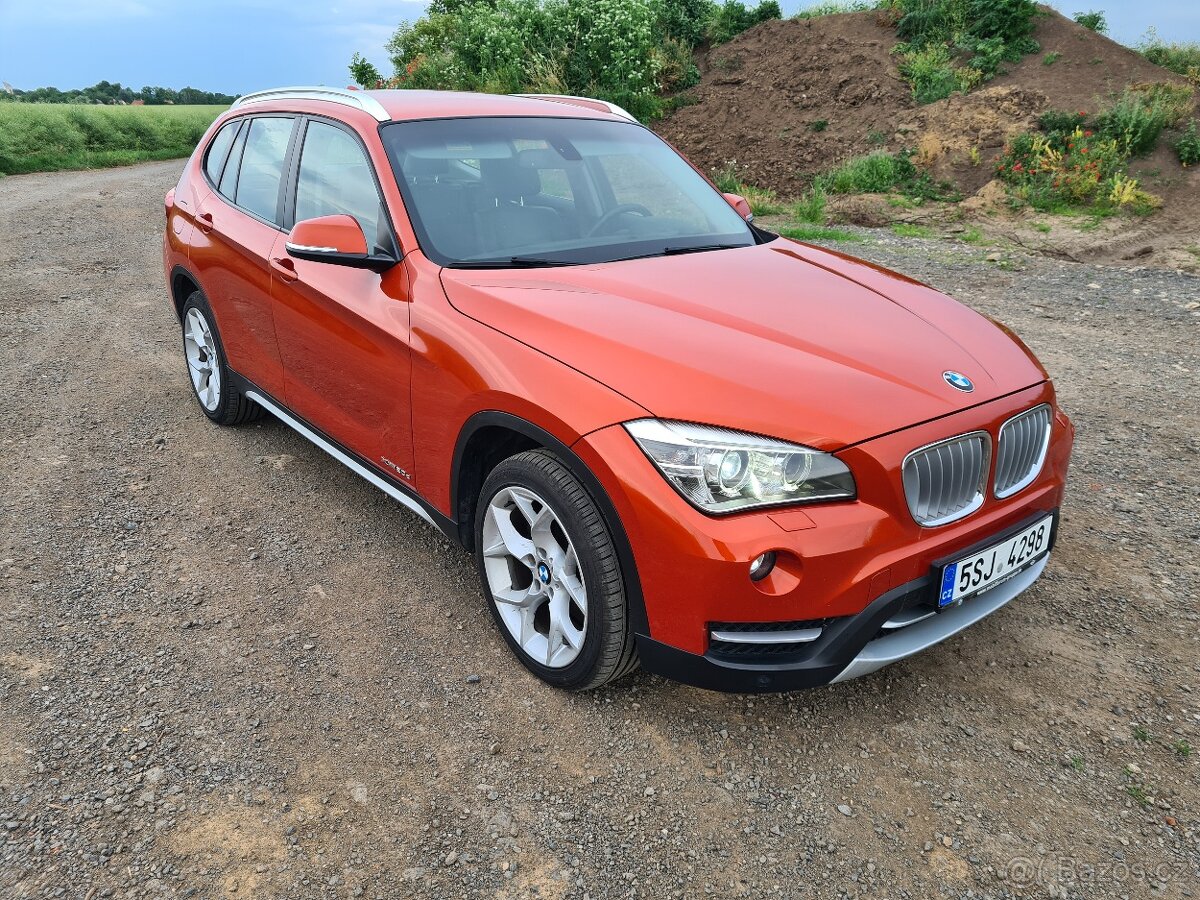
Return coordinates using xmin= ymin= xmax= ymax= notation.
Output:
xmin=474 ymin=449 xmax=639 ymax=690
xmin=180 ymin=291 xmax=263 ymax=426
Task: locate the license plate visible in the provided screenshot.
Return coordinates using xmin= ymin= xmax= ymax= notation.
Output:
xmin=937 ymin=515 xmax=1053 ymax=608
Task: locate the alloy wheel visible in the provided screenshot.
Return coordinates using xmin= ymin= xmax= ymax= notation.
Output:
xmin=183 ymin=307 xmax=222 ymax=411
xmin=481 ymin=486 xmax=588 ymax=668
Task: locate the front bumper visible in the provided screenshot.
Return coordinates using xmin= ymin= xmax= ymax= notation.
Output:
xmin=636 ymin=552 xmax=1048 ymax=693
xmin=571 ymin=382 xmax=1074 ymax=691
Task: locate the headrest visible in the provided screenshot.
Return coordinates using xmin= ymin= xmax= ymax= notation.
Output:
xmin=517 ymin=148 xmax=564 ymax=169
xmin=480 ymin=156 xmax=541 ymax=202
xmin=404 ymin=156 xmax=449 ymax=180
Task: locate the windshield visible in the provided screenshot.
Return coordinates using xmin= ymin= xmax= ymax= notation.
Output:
xmin=380 ymin=116 xmax=758 ymax=267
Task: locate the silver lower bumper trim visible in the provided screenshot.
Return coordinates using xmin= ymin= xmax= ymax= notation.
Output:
xmin=831 ymin=554 xmax=1049 ymax=684
xmin=709 ymin=627 xmax=824 ymax=645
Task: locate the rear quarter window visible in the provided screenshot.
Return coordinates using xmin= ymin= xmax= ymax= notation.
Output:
xmin=203 ymin=120 xmax=240 ymax=186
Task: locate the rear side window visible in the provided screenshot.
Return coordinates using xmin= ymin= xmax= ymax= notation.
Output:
xmin=203 ymin=120 xmax=239 ymax=186
xmin=234 ymin=117 xmax=294 ymax=224
xmin=294 ymin=120 xmax=385 ymax=252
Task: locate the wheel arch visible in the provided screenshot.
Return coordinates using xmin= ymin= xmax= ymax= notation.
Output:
xmin=451 ymin=411 xmax=649 ymax=636
xmin=169 ymin=264 xmax=203 ymax=321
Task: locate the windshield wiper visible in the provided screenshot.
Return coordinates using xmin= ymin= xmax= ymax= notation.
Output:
xmin=450 ymin=256 xmax=580 ymax=269
xmin=661 ymin=243 xmax=747 ymax=256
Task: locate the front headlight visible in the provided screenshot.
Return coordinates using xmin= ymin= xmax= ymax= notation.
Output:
xmin=624 ymin=419 xmax=855 ymax=514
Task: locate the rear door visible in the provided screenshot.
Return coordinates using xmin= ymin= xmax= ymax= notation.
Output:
xmin=269 ymin=117 xmax=416 ymax=483
xmin=189 ymin=115 xmax=297 ymax=399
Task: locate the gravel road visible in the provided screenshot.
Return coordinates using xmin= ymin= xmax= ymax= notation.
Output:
xmin=1 ymin=161 xmax=1198 ymax=899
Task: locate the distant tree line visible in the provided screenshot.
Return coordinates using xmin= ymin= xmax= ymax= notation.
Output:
xmin=1 ymin=80 xmax=238 ymax=105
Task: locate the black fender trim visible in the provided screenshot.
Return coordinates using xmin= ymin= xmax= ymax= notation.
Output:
xmin=168 ymin=263 xmax=204 ymax=319
xmin=451 ymin=411 xmax=650 ymax=637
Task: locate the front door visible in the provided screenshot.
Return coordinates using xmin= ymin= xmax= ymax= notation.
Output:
xmin=269 ymin=118 xmax=416 ymax=484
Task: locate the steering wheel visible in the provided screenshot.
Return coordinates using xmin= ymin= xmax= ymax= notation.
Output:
xmin=586 ymin=203 xmax=653 ymax=237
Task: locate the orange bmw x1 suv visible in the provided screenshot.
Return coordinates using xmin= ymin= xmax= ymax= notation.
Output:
xmin=163 ymin=87 xmax=1074 ymax=692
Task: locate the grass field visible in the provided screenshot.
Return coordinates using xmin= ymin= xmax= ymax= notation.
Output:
xmin=0 ymin=104 xmax=225 ymax=176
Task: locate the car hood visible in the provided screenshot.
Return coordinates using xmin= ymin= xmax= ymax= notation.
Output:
xmin=439 ymin=240 xmax=1047 ymax=450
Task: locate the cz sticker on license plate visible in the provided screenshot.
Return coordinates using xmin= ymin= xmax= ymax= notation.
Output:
xmin=937 ymin=515 xmax=1053 ymax=608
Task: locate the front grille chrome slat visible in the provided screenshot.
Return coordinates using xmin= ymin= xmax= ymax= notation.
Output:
xmin=902 ymin=431 xmax=990 ymax=527
xmin=995 ymin=404 xmax=1052 ymax=499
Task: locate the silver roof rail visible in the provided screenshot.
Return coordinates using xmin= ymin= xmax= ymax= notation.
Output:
xmin=516 ymin=94 xmax=638 ymax=123
xmin=232 ymin=86 xmax=390 ymax=123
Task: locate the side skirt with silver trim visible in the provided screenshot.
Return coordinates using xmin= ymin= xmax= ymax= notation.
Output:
xmin=245 ymin=390 xmax=445 ymax=534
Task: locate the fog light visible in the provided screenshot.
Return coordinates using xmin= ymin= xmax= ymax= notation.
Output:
xmin=749 ymin=551 xmax=776 ymax=582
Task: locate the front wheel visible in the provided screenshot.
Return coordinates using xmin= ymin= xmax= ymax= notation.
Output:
xmin=474 ymin=449 xmax=638 ymax=690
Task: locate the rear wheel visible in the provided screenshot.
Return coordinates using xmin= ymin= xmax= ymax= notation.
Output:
xmin=474 ymin=449 xmax=638 ymax=690
xmin=180 ymin=291 xmax=262 ymax=425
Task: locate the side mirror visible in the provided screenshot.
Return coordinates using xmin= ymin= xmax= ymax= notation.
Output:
xmin=722 ymin=192 xmax=754 ymax=222
xmin=286 ymin=214 xmax=396 ymax=272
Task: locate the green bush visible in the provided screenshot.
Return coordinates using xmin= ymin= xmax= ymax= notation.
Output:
xmin=1096 ymin=83 xmax=1194 ymax=157
xmin=710 ymin=162 xmax=785 ymax=214
xmin=1138 ymin=28 xmax=1200 ymax=85
xmin=1038 ymin=109 xmax=1089 ymax=136
xmin=996 ymin=127 xmax=1157 ymax=213
xmin=817 ymin=151 xmax=916 ymax=193
xmin=792 ymin=187 xmax=828 ymax=223
xmin=812 ymin=150 xmax=954 ymax=201
xmin=794 ymin=1 xmax=874 ymax=18
xmin=1072 ymin=11 xmax=1106 ymax=33
xmin=712 ymin=161 xmax=742 ymax=192
xmin=370 ymin=0 xmax=780 ymax=121
xmin=707 ymin=0 xmax=782 ymax=44
xmin=662 ymin=0 xmax=716 ymax=45
xmin=1177 ymin=121 xmax=1200 ymax=166
xmin=0 ymin=104 xmax=221 ymax=176
xmin=897 ymin=43 xmax=978 ymax=103
xmin=892 ymin=0 xmax=1039 ymax=98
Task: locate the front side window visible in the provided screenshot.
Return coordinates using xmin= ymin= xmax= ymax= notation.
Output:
xmin=234 ymin=117 xmax=294 ymax=224
xmin=294 ymin=120 xmax=387 ymax=253
xmin=381 ymin=116 xmax=757 ymax=267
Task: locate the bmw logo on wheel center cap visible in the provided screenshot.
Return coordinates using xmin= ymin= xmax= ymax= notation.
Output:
xmin=537 ymin=562 xmax=551 ymax=584
xmin=943 ymin=371 xmax=974 ymax=392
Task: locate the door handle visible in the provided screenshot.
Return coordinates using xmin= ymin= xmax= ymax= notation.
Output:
xmin=196 ymin=212 xmax=214 ymax=234
xmin=270 ymin=256 xmax=299 ymax=283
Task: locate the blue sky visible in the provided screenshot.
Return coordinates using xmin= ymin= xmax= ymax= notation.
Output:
xmin=0 ymin=0 xmax=1197 ymax=95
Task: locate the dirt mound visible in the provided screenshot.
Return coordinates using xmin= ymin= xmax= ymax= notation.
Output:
xmin=656 ymin=13 xmax=914 ymax=196
xmin=655 ymin=7 xmax=1191 ymax=199
xmin=655 ymin=7 xmax=1200 ymax=269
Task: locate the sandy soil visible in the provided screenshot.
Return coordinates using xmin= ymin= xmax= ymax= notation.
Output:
xmin=0 ymin=162 xmax=1197 ymax=899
